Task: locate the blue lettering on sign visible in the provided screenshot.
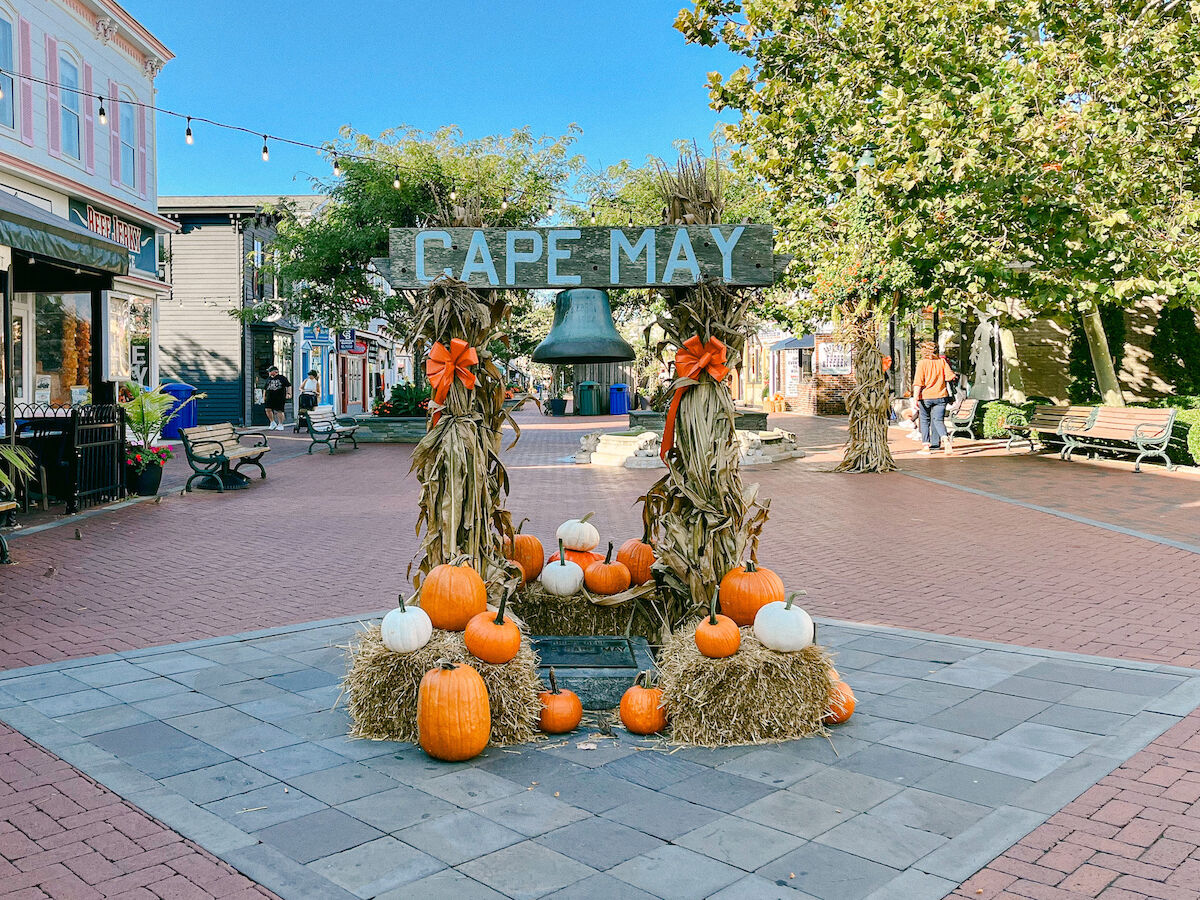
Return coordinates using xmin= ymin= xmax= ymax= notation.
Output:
xmin=415 ymin=230 xmax=453 ymax=282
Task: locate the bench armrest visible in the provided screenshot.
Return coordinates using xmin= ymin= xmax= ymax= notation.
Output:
xmin=1134 ymin=422 xmax=1168 ymax=442
xmin=1004 ymin=412 xmax=1030 ymax=430
xmin=233 ymin=430 xmax=269 ymax=448
xmin=335 ymin=416 xmax=359 ymax=427
xmin=1059 ymin=415 xmax=1090 ymax=434
xmin=186 ymin=439 xmax=227 ymax=459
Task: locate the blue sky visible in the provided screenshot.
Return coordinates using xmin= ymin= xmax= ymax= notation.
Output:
xmin=121 ymin=0 xmax=744 ymax=199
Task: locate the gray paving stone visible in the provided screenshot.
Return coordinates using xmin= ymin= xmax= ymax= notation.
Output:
xmin=417 ymin=767 xmax=525 ymax=807
xmin=318 ymin=734 xmax=404 ymax=760
xmin=709 ymin=873 xmax=821 ymax=899
xmin=543 ymin=736 xmax=639 ymax=767
xmin=824 ymin=713 xmax=905 ymax=744
xmin=310 ymin=835 xmax=444 ymax=898
xmin=1011 ymin=752 xmax=1123 ymax=815
xmin=1062 ymin=686 xmax=1152 ymax=715
xmin=172 ymin=665 xmax=252 ymax=691
xmin=815 ymin=813 xmax=947 ymax=870
xmin=337 ymin=785 xmax=456 ymax=832
xmin=1087 ymin=710 xmax=1177 ymax=760
xmin=603 ymin=790 xmax=724 ymax=840
xmin=203 ymin=782 xmax=326 ymax=831
xmin=199 ymin=679 xmax=293 ymax=705
xmin=167 ymin=705 xmax=260 ymax=737
xmin=68 ymin=660 xmax=153 ymax=688
xmin=222 ymin=841 xmax=359 ymax=900
xmin=996 ymin=722 xmax=1097 ymax=756
xmin=256 ymin=807 xmax=383 ymax=864
xmin=878 ymin=725 xmax=987 ymax=762
xmin=396 ymin=808 xmax=524 ymax=866
xmin=676 ymin=815 xmax=804 ymax=871
xmin=827 ymin=649 xmax=885 ymax=671
xmin=774 ymin=734 xmax=868 ymax=766
xmin=897 ymin=642 xmax=980 ymax=664
xmin=459 ymin=839 xmax=598 ymax=900
xmin=864 ymin=657 xmax=948 ymax=679
xmin=473 ymin=788 xmax=590 ymax=836
xmin=478 ymin=748 xmax=585 ymax=783
xmin=82 ymin=761 xmax=161 ymax=796
xmin=869 ymin=788 xmax=990 ymax=839
xmin=90 ymin=719 xmax=193 ymax=755
xmin=914 ymin=761 xmax=1033 ymax=807
xmin=756 ymin=842 xmax=899 ymax=900
xmin=232 ymin=655 xmax=311 ymax=679
xmin=52 ymin=740 xmax=119 ymax=771
xmin=925 ymin=663 xmax=1019 ymax=690
xmin=265 ymin=666 xmax=341 ymax=692
xmin=923 ymin=694 xmax=1050 ymax=739
xmin=55 ymin=703 xmax=151 ymax=737
xmin=662 ymin=769 xmax=777 ymax=812
xmin=664 ymin=744 xmax=757 ymax=767
xmin=1021 ymin=661 xmax=1181 ymax=696
xmin=862 ymin=868 xmax=955 ymax=900
xmin=844 ymin=672 xmax=908 ymax=695
xmin=989 ymin=675 xmax=1077 ymax=703
xmin=30 ymin=688 xmax=122 ymax=718
xmin=160 ymin=760 xmax=277 ymax=804
xmin=959 ymin=741 xmax=1069 ymax=781
xmin=735 ymin=790 xmax=855 ymax=839
xmin=530 ymin=768 xmax=660 ymax=814
xmin=914 ymin=805 xmax=1048 ymax=881
xmin=2 ymin=671 xmax=90 ymax=700
xmin=888 ymin=680 xmax=978 ymax=707
xmin=602 ymin=750 xmax=706 ymax=789
xmin=234 ymin=692 xmax=323 ymax=722
xmin=859 ymin=695 xmax=948 ymax=724
xmin=132 ymin=690 xmax=224 ymax=718
xmin=1028 ymin=703 xmax=1131 ymax=735
xmin=793 ymin=767 xmax=903 ymax=812
xmin=288 ymin=761 xmax=401 ymax=805
xmin=102 ymin=677 xmax=190 ymax=703
xmin=124 ymin=741 xmax=233 ymax=779
xmin=842 ymin=636 xmax=926 ymax=656
xmin=123 ymin=788 xmax=257 ymax=855
xmin=138 ymin=652 xmax=216 ymax=675
xmin=835 ymin=744 xmax=946 ymax=786
xmin=1146 ymin=677 xmax=1200 ymax=716
xmin=717 ymin=748 xmax=820 ymax=788
xmin=610 ymin=844 xmax=744 ymax=900
xmin=209 ymin=722 xmax=303 ymax=757
xmin=535 ymin=817 xmax=665 ymax=871
xmin=363 ymin=748 xmax=479 ymax=783
xmin=245 ymin=741 xmax=347 ymax=780
xmin=543 ymin=872 xmax=658 ymax=899
xmin=374 ymin=868 xmax=504 ymax=900
xmin=192 ymin=643 xmax=273 ymax=664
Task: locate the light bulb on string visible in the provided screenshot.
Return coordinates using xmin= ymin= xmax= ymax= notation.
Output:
xmin=97 ymin=97 xmax=106 ymax=125
xmin=501 ymin=196 xmax=508 ymax=211
xmin=627 ymin=212 xmax=633 ymax=227
xmin=547 ymin=201 xmax=555 ymax=218
xmin=332 ymin=155 xmax=341 ymax=177
xmin=261 ymin=136 xmax=269 ymax=162
xmin=590 ymin=207 xmax=597 ymax=225
xmin=185 ymin=117 xmax=193 ymax=144
xmin=393 ymin=170 xmax=401 ymax=189
xmin=449 ymin=187 xmax=457 ymax=202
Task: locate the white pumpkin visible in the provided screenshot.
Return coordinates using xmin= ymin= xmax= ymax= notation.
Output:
xmin=556 ymin=512 xmax=600 ymax=551
xmin=753 ymin=594 xmax=815 ymax=652
xmin=381 ymin=596 xmax=433 ymax=653
xmin=541 ymin=540 xmax=585 ymax=596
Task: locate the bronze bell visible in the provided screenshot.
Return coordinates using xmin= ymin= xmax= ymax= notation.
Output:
xmin=532 ymin=288 xmax=636 ymax=364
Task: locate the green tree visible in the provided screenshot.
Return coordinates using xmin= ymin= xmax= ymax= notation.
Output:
xmin=677 ymin=0 xmax=1200 ymax=407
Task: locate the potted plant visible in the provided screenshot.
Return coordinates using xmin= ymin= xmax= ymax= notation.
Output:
xmin=547 ymin=366 xmax=568 ymax=417
xmin=118 ymin=383 xmax=203 ymax=496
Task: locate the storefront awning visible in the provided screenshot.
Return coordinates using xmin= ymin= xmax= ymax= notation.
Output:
xmin=770 ymin=335 xmax=815 ymax=351
xmin=0 ymin=190 xmax=129 ymax=275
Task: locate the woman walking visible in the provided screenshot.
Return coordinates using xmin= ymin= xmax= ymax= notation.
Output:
xmin=912 ymin=341 xmax=956 ymax=455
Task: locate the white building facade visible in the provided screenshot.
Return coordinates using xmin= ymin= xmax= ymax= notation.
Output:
xmin=0 ymin=0 xmax=173 ymax=406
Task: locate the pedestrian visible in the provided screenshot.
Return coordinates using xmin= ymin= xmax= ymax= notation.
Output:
xmin=912 ymin=341 xmax=956 ymax=455
xmin=263 ymin=365 xmax=291 ymax=431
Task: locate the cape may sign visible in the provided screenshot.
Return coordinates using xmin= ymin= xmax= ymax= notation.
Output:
xmin=374 ymin=225 xmax=775 ymax=290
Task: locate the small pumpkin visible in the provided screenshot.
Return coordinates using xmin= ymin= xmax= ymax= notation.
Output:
xmin=538 ymin=667 xmax=583 ymax=734
xmin=557 ymin=512 xmax=600 ymax=551
xmin=694 ymin=600 xmax=741 ymax=659
xmin=547 ymin=548 xmax=604 ymax=569
xmin=464 ymin=591 xmax=521 ymax=665
xmin=504 ymin=518 xmax=544 ymax=583
xmin=617 ymin=537 xmax=655 ymax=586
xmin=824 ymin=678 xmax=857 ymax=725
xmin=417 ymin=661 xmax=491 ymax=761
xmin=584 ymin=542 xmax=631 ymax=596
xmin=380 ymin=595 xmax=433 ymax=654
xmin=541 ymin=539 xmax=585 ymax=596
xmin=719 ymin=559 xmax=785 ymax=627
xmin=753 ymin=592 xmax=815 ymax=653
xmin=620 ymin=671 xmax=667 ymax=735
xmin=420 ymin=560 xmax=488 ymax=631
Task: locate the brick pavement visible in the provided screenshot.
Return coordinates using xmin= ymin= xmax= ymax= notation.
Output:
xmin=1 ymin=408 xmax=1200 ymax=898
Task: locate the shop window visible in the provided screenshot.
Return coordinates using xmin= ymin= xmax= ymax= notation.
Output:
xmin=0 ymin=16 xmax=14 ymax=130
xmin=119 ymin=99 xmax=135 ymax=188
xmin=801 ymin=348 xmax=814 ymax=378
xmin=59 ymin=54 xmax=81 ymax=160
xmin=33 ymin=293 xmax=91 ymax=405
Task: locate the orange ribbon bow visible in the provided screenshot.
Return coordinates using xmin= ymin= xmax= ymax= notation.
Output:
xmin=660 ymin=336 xmax=730 ymax=460
xmin=425 ymin=338 xmax=479 ymax=427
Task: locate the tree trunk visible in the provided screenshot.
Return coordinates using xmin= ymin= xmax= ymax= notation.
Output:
xmin=1080 ymin=303 xmax=1125 ymax=406
xmin=998 ymin=327 xmax=1026 ymax=403
xmin=835 ymin=309 xmax=897 ymax=473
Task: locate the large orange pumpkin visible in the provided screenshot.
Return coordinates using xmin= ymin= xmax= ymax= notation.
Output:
xmin=617 ymin=538 xmax=655 ymax=586
xmin=504 ymin=518 xmax=544 ymax=583
xmin=538 ymin=667 xmax=583 ymax=734
xmin=620 ymin=672 xmax=667 ymax=735
xmin=548 ymin=548 xmax=603 ymax=569
xmin=420 ymin=561 xmax=488 ymax=631
xmin=417 ymin=662 xmax=491 ymax=761
xmin=694 ymin=609 xmax=741 ymax=659
xmin=464 ymin=592 xmax=522 ymax=665
xmin=584 ymin=542 xmax=631 ymax=596
xmin=718 ymin=559 xmax=785 ymax=627
xmin=824 ymin=678 xmax=857 ymax=725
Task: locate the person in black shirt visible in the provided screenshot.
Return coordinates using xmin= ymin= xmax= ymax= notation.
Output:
xmin=263 ymin=365 xmax=291 ymax=430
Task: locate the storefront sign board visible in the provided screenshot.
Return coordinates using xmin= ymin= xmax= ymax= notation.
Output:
xmin=817 ymin=342 xmax=853 ymax=375
xmin=68 ymin=198 xmax=156 ymax=273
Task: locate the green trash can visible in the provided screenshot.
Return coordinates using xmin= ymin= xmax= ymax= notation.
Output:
xmin=577 ymin=381 xmax=602 ymax=416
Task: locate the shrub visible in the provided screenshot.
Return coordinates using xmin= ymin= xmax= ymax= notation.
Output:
xmin=980 ymin=399 xmax=1034 ymax=439
xmin=372 ymin=382 xmax=431 ymax=417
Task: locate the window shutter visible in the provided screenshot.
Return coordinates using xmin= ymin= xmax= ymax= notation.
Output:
xmin=45 ymin=35 xmax=59 ymax=158
xmin=136 ymin=103 xmax=147 ymax=199
xmin=17 ymin=17 xmax=32 ymax=145
xmin=109 ymin=79 xmax=120 ymax=188
xmin=82 ymin=62 xmax=95 ymax=174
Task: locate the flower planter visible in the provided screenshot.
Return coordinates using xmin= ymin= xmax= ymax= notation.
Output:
xmin=125 ymin=464 xmax=164 ymax=497
xmin=629 ymin=408 xmax=770 ymax=433
xmin=547 ymin=398 xmax=568 ymax=417
xmin=351 ymin=416 xmax=429 ymax=443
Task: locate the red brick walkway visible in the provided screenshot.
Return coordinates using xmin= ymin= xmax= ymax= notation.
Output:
xmin=1 ymin=409 xmax=1199 ymax=899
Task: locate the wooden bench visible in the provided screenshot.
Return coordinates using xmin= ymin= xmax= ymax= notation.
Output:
xmin=305 ymin=405 xmax=360 ymax=454
xmin=179 ymin=424 xmax=270 ymax=493
xmin=1061 ymin=406 xmax=1177 ymax=472
xmin=1004 ymin=405 xmax=1095 ymax=453
xmin=946 ymin=397 xmax=980 ymax=441
xmin=0 ymin=497 xmax=15 ymax=564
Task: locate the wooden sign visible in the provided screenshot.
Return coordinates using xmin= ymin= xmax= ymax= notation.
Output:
xmin=376 ymin=225 xmax=775 ymax=290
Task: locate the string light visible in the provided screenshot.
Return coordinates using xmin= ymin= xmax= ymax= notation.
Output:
xmin=332 ymin=155 xmax=341 ymax=177
xmin=449 ymin=187 xmax=457 ymax=202
xmin=627 ymin=212 xmax=633 ymax=226
xmin=393 ymin=170 xmax=401 ymax=189
xmin=501 ymin=196 xmax=509 ymax=211
xmin=547 ymin=202 xmax=555 ymax=217
xmin=261 ymin=136 xmax=269 ymax=162
xmin=590 ymin=206 xmax=597 ymax=225
xmin=185 ymin=117 xmax=193 ymax=144
xmin=97 ymin=97 xmax=106 ymax=126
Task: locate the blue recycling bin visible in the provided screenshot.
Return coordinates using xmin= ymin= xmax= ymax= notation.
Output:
xmin=160 ymin=382 xmax=199 ymax=439
xmin=608 ymin=383 xmax=630 ymax=416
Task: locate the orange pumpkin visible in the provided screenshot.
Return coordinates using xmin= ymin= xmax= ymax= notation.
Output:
xmin=417 ymin=661 xmax=491 ymax=761
xmin=620 ymin=671 xmax=667 ymax=735
xmin=584 ymin=542 xmax=631 ymax=596
xmin=694 ymin=608 xmax=741 ymax=659
xmin=420 ymin=561 xmax=488 ymax=631
xmin=504 ymin=518 xmax=544 ymax=583
xmin=464 ymin=592 xmax=521 ymax=665
xmin=718 ymin=559 xmax=785 ymax=627
xmin=548 ymin=548 xmax=604 ymax=569
xmin=824 ymin=678 xmax=857 ymax=725
xmin=538 ymin=667 xmax=583 ymax=734
xmin=617 ymin=538 xmax=655 ymax=586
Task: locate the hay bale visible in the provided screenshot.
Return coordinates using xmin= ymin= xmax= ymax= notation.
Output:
xmin=658 ymin=624 xmax=833 ymax=747
xmin=510 ymin=582 xmax=659 ymax=643
xmin=343 ymin=624 xmax=541 ymax=745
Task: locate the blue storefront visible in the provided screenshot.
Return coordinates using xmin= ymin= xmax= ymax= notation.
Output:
xmin=300 ymin=325 xmax=334 ymax=407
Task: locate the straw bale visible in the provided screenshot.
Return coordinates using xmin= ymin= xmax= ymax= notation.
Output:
xmin=510 ymin=582 xmax=659 ymax=642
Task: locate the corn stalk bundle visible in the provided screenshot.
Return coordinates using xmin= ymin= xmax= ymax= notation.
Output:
xmin=835 ymin=302 xmax=897 ymax=473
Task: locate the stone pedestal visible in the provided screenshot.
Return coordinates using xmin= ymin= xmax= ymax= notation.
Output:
xmin=351 ymin=416 xmax=428 ymax=442
xmin=577 ymin=427 xmax=803 ymax=468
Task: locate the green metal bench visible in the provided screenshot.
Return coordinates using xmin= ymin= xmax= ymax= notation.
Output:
xmin=0 ymin=497 xmax=16 ymax=564
xmin=1004 ymin=404 xmax=1096 ymax=455
xmin=946 ymin=397 xmax=979 ymax=442
xmin=180 ymin=423 xmax=270 ymax=492
xmin=1061 ymin=406 xmax=1177 ymax=472
xmin=305 ymin=405 xmax=360 ymax=454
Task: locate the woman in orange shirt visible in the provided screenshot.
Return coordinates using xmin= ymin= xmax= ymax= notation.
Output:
xmin=912 ymin=341 xmax=957 ymax=455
